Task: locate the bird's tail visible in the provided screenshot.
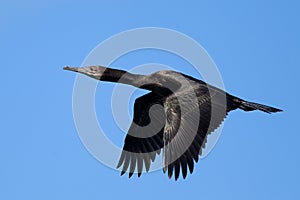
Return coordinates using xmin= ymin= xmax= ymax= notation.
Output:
xmin=235 ymin=98 xmax=282 ymax=113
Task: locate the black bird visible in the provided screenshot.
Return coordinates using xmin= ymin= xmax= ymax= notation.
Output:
xmin=64 ymin=65 xmax=282 ymax=180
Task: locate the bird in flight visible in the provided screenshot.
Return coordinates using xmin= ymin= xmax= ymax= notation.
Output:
xmin=64 ymin=65 xmax=282 ymax=180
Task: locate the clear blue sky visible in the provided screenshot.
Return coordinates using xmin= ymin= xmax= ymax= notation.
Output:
xmin=1 ymin=1 xmax=299 ymax=199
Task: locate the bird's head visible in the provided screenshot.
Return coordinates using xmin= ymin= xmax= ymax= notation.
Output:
xmin=63 ymin=66 xmax=107 ymax=80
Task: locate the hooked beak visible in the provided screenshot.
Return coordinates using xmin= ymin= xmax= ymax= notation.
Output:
xmin=63 ymin=66 xmax=101 ymax=80
xmin=63 ymin=66 xmax=79 ymax=72
xmin=63 ymin=66 xmax=90 ymax=75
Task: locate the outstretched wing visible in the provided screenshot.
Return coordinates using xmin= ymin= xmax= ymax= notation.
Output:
xmin=163 ymin=82 xmax=230 ymax=180
xmin=117 ymin=92 xmax=165 ymax=177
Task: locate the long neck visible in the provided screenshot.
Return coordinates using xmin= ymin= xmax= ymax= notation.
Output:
xmin=100 ymin=68 xmax=145 ymax=88
xmin=99 ymin=67 xmax=178 ymax=95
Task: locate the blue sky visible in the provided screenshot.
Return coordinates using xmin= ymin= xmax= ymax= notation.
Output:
xmin=1 ymin=1 xmax=299 ymax=199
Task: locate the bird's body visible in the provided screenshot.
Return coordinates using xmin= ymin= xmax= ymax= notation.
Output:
xmin=64 ymin=66 xmax=282 ymax=180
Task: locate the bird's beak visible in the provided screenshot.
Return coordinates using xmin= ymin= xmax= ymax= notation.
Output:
xmin=63 ymin=66 xmax=79 ymax=72
xmin=63 ymin=66 xmax=96 ymax=79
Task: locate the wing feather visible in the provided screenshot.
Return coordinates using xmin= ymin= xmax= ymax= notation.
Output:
xmin=163 ymin=82 xmax=229 ymax=180
xmin=117 ymin=92 xmax=165 ymax=177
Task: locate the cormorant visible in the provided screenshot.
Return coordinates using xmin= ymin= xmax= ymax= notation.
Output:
xmin=64 ymin=65 xmax=282 ymax=180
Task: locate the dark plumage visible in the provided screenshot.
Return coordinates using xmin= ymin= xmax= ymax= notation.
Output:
xmin=64 ymin=65 xmax=282 ymax=180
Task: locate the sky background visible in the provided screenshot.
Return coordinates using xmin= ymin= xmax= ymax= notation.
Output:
xmin=1 ymin=1 xmax=299 ymax=200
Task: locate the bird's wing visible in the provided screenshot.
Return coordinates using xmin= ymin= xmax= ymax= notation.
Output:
xmin=163 ymin=83 xmax=229 ymax=180
xmin=117 ymin=92 xmax=165 ymax=178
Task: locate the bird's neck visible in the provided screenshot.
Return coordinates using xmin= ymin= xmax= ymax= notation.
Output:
xmin=100 ymin=68 xmax=145 ymax=87
xmin=99 ymin=68 xmax=177 ymax=95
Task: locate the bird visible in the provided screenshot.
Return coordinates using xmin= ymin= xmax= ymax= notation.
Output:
xmin=64 ymin=65 xmax=282 ymax=180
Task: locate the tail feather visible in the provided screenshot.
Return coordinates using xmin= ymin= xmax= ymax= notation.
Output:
xmin=236 ymin=99 xmax=282 ymax=113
